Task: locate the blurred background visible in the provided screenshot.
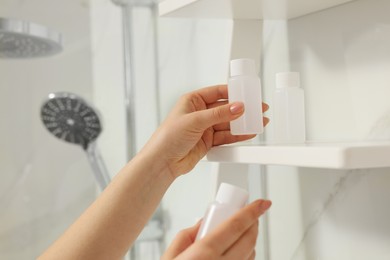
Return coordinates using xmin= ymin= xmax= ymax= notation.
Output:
xmin=0 ymin=0 xmax=231 ymax=258
xmin=1 ymin=0 xmax=390 ymax=259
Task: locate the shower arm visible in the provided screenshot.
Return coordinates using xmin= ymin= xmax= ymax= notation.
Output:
xmin=86 ymin=141 xmax=111 ymax=191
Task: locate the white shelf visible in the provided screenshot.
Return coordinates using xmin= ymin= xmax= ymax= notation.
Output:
xmin=159 ymin=0 xmax=356 ymax=20
xmin=206 ymin=141 xmax=390 ymax=169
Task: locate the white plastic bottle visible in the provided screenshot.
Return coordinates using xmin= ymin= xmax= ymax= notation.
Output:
xmin=196 ymin=182 xmax=249 ymax=240
xmin=228 ymin=58 xmax=264 ymax=135
xmin=273 ymin=72 xmax=306 ymax=143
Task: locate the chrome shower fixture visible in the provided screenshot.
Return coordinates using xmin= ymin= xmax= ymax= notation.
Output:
xmin=41 ymin=92 xmax=101 ymax=149
xmin=41 ymin=92 xmax=110 ymax=190
xmin=0 ymin=17 xmax=62 ymax=59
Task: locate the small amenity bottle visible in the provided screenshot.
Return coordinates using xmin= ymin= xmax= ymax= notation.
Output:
xmin=196 ymin=182 xmax=249 ymax=240
xmin=273 ymin=72 xmax=306 ymax=143
xmin=228 ymin=58 xmax=264 ymax=135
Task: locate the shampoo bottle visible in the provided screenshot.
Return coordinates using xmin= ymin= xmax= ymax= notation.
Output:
xmin=228 ymin=58 xmax=264 ymax=135
xmin=273 ymin=72 xmax=306 ymax=143
xmin=196 ymin=183 xmax=249 ymax=240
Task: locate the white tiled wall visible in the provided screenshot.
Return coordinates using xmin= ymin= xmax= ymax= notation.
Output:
xmin=262 ymin=1 xmax=390 ymax=259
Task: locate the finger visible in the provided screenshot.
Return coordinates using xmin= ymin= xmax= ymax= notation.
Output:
xmin=191 ymin=102 xmax=244 ymax=131
xmin=162 ymin=221 xmax=202 ymax=259
xmin=193 ymin=85 xmax=269 ymax=111
xmin=263 ymin=117 xmax=270 ymax=126
xmin=208 ymin=101 xmax=269 ymax=113
xmin=213 ymin=130 xmax=256 ymax=146
xmin=207 ymin=100 xmax=228 ymax=109
xmin=223 ymin=221 xmax=259 ymax=260
xmin=200 ymin=200 xmax=272 ymax=255
xmin=191 ymin=85 xmax=228 ymax=105
xmin=213 ymin=121 xmax=231 ymax=131
xmin=247 ymin=250 xmax=256 ymax=260
xmin=213 ymin=115 xmax=268 ymax=132
xmin=209 ymin=103 xmax=268 ymax=131
xmin=262 ymin=102 xmax=269 ymax=112
xmin=207 ymin=101 xmax=230 ymax=131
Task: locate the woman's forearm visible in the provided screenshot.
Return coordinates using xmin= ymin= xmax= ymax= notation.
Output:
xmin=39 ymin=149 xmax=175 ymax=260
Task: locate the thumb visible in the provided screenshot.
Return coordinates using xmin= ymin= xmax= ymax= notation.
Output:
xmin=193 ymin=102 xmax=244 ymax=130
xmin=162 ymin=220 xmax=202 ymax=259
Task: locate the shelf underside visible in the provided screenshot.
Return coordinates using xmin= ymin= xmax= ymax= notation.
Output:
xmin=159 ymin=0 xmax=356 ymax=20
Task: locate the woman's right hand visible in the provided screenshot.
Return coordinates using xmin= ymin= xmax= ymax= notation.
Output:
xmin=162 ymin=199 xmax=272 ymax=260
xmin=140 ymin=85 xmax=269 ymax=179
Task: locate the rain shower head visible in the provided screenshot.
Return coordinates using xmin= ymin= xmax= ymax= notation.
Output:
xmin=0 ymin=17 xmax=62 ymax=59
xmin=41 ymin=92 xmax=102 ymax=150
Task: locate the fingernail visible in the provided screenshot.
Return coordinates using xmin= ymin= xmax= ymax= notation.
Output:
xmin=260 ymin=200 xmax=272 ymax=211
xmin=230 ymin=102 xmax=244 ymax=115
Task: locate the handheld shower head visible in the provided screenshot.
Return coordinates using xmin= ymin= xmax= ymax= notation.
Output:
xmin=41 ymin=92 xmax=110 ymax=190
xmin=41 ymin=92 xmax=102 ymax=150
xmin=0 ymin=17 xmax=62 ymax=59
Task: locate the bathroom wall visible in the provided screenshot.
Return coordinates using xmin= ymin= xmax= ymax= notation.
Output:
xmin=0 ymin=0 xmax=97 ymax=259
xmin=262 ymin=0 xmax=390 ymax=259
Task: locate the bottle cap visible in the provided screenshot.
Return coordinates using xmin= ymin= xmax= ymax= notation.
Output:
xmin=215 ymin=183 xmax=249 ymax=208
xmin=230 ymin=58 xmax=257 ymax=77
xmin=276 ymin=72 xmax=300 ymax=88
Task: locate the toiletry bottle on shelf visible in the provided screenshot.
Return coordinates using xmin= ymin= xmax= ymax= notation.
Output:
xmin=228 ymin=58 xmax=264 ymax=135
xmin=196 ymin=182 xmax=249 ymax=240
xmin=273 ymin=72 xmax=306 ymax=143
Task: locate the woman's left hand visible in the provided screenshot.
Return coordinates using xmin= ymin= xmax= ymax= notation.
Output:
xmin=162 ymin=199 xmax=272 ymax=260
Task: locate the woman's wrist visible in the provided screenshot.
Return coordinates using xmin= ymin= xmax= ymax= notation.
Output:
xmin=132 ymin=143 xmax=177 ymax=184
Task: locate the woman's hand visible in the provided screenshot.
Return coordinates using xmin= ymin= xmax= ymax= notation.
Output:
xmin=142 ymin=85 xmax=269 ymax=178
xmin=162 ymin=199 xmax=272 ymax=260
